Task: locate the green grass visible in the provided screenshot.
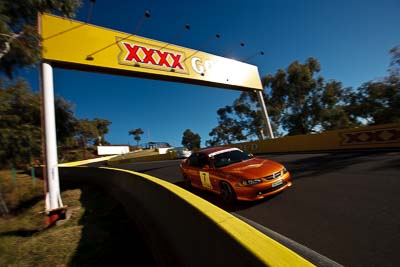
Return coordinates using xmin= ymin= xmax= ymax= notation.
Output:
xmin=0 ymin=170 xmax=157 ymax=266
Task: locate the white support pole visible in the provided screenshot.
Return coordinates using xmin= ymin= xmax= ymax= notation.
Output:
xmin=41 ymin=62 xmax=63 ymax=211
xmin=255 ymin=90 xmax=275 ymax=139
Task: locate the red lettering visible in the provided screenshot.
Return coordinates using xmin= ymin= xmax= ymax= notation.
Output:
xmin=123 ymin=43 xmax=141 ymax=62
xmin=121 ymin=41 xmax=185 ymax=71
xmin=170 ymin=53 xmax=183 ymax=69
xmin=141 ymin=47 xmax=157 ymax=65
xmin=156 ymin=50 xmax=171 ymax=67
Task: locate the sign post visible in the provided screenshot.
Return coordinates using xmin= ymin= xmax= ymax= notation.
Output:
xmin=41 ymin=61 xmax=65 ymax=226
xmin=256 ymin=90 xmax=275 ymax=139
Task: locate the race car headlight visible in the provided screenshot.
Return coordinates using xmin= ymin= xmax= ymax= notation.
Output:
xmin=282 ymin=167 xmax=288 ymax=174
xmin=242 ymin=179 xmax=262 ymax=186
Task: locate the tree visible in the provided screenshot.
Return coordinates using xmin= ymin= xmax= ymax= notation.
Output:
xmin=93 ymin=118 xmax=112 ymax=145
xmin=0 ymin=79 xmax=41 ymax=167
xmin=349 ymin=46 xmax=400 ymax=125
xmin=0 ymin=78 xmax=85 ymax=167
xmin=182 ymin=129 xmax=201 ymax=150
xmin=75 ymin=119 xmax=98 ymax=159
xmin=0 ymin=0 xmax=82 ymax=77
xmin=207 ymin=105 xmax=247 ymax=145
xmin=0 ymin=0 xmax=84 ymax=166
xmin=208 ymin=57 xmax=357 ymax=143
xmin=264 ymin=58 xmax=358 ymax=134
xmin=317 ymin=80 xmax=359 ymax=131
xmin=55 ymin=96 xmax=77 ymax=145
xmin=128 ymin=128 xmax=144 ymax=147
xmin=389 ymin=45 xmax=400 ymax=77
xmin=267 ymin=58 xmax=325 ymax=135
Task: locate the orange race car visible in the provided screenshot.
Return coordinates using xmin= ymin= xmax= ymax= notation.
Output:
xmin=179 ymin=147 xmax=292 ymax=203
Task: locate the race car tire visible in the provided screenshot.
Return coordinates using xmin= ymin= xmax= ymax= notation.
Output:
xmin=220 ymin=181 xmax=236 ymax=204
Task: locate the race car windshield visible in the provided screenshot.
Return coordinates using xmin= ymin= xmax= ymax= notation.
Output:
xmin=212 ymin=150 xmax=253 ymax=168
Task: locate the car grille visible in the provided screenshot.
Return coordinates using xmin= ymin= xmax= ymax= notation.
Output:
xmin=259 ymin=182 xmax=287 ymax=195
xmin=264 ymin=170 xmax=282 ymax=180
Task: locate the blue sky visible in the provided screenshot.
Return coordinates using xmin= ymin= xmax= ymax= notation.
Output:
xmin=20 ymin=0 xmax=399 ymax=147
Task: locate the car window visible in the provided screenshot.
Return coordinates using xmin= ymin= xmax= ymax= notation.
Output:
xmin=187 ymin=154 xmax=199 ymax=167
xmin=187 ymin=153 xmax=208 ymax=168
xmin=198 ymin=154 xmax=209 ymax=167
xmin=212 ymin=150 xmax=253 ymax=168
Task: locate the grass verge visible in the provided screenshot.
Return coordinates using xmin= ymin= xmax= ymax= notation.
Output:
xmin=0 ymin=169 xmax=156 ymax=266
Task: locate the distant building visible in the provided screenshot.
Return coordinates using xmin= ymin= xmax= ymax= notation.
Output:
xmin=97 ymin=145 xmax=129 ymax=155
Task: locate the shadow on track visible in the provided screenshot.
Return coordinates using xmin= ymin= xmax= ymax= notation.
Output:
xmin=173 ymin=181 xmax=282 ymax=213
xmin=273 ymin=150 xmax=400 ymax=181
xmin=66 ymin=185 xmax=157 ymax=267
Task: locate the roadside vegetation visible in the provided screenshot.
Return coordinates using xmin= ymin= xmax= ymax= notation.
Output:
xmin=0 ymin=170 xmax=156 ymax=266
xmin=207 ymin=48 xmax=400 ymax=145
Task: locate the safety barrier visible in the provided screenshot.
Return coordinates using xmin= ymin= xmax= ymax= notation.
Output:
xmin=232 ymin=123 xmax=400 ymax=154
xmin=55 ymin=166 xmax=316 ymax=267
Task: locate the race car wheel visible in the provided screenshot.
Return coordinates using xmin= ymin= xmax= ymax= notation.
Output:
xmin=220 ymin=181 xmax=236 ymax=203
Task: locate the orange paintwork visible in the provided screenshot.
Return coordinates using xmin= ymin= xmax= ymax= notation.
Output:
xmin=179 ymin=147 xmax=292 ymax=202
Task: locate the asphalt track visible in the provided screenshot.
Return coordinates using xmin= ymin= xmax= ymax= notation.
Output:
xmin=97 ymin=150 xmax=400 ymax=267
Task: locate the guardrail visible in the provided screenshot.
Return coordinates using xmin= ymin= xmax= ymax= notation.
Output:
xmin=53 ymin=166 xmax=317 ymax=267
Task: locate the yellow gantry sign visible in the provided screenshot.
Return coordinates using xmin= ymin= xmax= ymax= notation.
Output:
xmin=39 ymin=13 xmax=263 ymax=91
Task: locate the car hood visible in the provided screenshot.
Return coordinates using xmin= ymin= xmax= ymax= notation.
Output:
xmin=219 ymin=157 xmax=284 ymax=179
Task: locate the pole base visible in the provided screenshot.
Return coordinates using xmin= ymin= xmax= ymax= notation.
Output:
xmin=42 ymin=206 xmax=68 ymax=227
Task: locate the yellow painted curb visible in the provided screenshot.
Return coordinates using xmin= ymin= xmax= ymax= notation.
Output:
xmin=101 ymin=166 xmax=315 ymax=267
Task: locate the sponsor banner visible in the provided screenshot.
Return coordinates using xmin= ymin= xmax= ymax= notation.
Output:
xmin=339 ymin=128 xmax=400 ymax=146
xmin=232 ymin=123 xmax=400 ymax=154
xmin=39 ymin=13 xmax=263 ymax=91
xmin=117 ymin=38 xmax=189 ymax=74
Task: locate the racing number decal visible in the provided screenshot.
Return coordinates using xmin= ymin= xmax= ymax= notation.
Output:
xmin=199 ymin=171 xmax=212 ymax=189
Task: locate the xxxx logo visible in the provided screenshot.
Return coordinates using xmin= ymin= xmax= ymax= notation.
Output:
xmin=340 ymin=128 xmax=400 ymax=146
xmin=117 ymin=37 xmax=188 ymax=74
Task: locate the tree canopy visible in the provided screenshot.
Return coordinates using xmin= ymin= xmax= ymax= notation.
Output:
xmin=0 ymin=0 xmax=82 ymax=77
xmin=348 ymin=46 xmax=400 ymax=125
xmin=93 ymin=118 xmax=112 ymax=145
xmin=207 ymin=47 xmax=399 ymax=145
xmin=0 ymin=78 xmax=113 ymax=166
xmin=128 ymin=128 xmax=144 ymax=147
xmin=181 ymin=129 xmax=201 ymax=150
xmin=0 ymin=0 xmax=94 ymax=167
xmin=0 ymin=79 xmax=41 ymax=166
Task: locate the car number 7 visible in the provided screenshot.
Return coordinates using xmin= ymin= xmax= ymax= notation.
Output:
xmin=199 ymin=171 xmax=213 ymax=189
